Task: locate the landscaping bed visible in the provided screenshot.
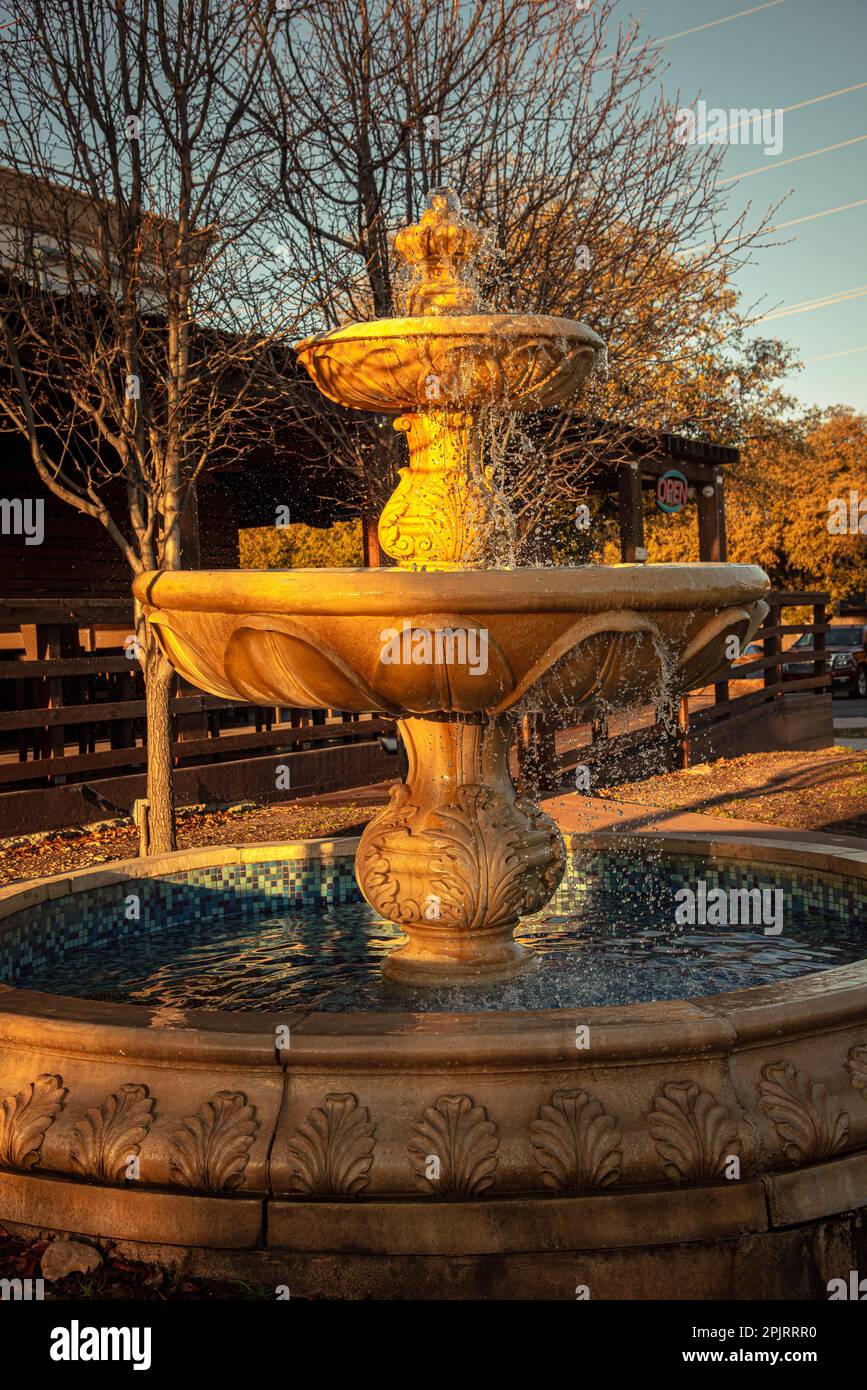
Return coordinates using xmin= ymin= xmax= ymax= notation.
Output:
xmin=0 ymin=1227 xmax=272 ymax=1301
xmin=0 ymin=798 xmax=378 ymax=888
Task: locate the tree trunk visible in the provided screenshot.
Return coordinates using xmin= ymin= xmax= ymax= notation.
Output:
xmin=141 ymin=629 xmax=177 ymax=855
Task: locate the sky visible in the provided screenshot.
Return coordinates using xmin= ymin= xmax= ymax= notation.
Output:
xmin=614 ymin=0 xmax=867 ymax=413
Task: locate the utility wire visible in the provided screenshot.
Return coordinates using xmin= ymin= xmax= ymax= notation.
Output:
xmin=717 ymin=134 xmax=867 ymax=184
xmin=727 ymin=81 xmax=867 ymax=134
xmin=759 ymin=286 xmax=867 ymax=321
xmin=644 ymin=2 xmax=787 ymax=49
xmin=683 ymin=198 xmax=867 ymax=253
xmin=802 ymin=345 xmax=867 ymax=363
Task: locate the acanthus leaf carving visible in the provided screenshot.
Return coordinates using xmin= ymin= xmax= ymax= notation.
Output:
xmin=285 ymin=1092 xmax=375 ymax=1196
xmin=0 ymin=1073 xmax=66 ymax=1171
xmin=758 ymin=1061 xmax=849 ymax=1165
xmin=409 ymin=1094 xmax=499 ymax=1197
xmin=847 ymin=1043 xmax=867 ymax=1098
xmin=648 ymin=1081 xmax=740 ymax=1184
xmin=530 ymin=1088 xmax=622 ymax=1192
xmin=170 ymin=1090 xmax=259 ymax=1194
xmin=71 ymin=1083 xmax=155 ymax=1183
xmin=358 ymin=783 xmax=565 ymax=934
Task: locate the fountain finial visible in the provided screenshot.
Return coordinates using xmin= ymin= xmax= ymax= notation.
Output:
xmin=394 ymin=187 xmax=480 ymax=316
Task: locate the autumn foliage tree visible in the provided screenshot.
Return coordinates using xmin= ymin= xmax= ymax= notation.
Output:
xmin=628 ymin=402 xmax=867 ymax=607
xmin=245 ymin=0 xmax=781 ymax=552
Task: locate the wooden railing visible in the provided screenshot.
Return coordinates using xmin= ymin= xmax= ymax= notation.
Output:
xmin=0 ymin=590 xmax=834 ymax=818
xmin=0 ymin=598 xmax=388 ymax=798
xmin=551 ymin=590 xmax=831 ymax=786
xmin=683 ymin=590 xmax=830 ymax=753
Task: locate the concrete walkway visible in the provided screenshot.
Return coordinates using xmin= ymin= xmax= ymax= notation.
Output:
xmin=543 ymin=791 xmax=867 ymax=852
xmin=287 ymin=777 xmax=867 ymax=853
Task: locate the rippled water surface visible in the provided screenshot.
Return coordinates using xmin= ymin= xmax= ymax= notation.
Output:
xmin=23 ymin=854 xmax=867 ymax=1013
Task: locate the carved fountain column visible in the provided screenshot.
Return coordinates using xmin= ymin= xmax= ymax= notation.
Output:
xmin=352 ymin=191 xmax=566 ymax=985
xmin=358 ymin=715 xmax=565 ymax=984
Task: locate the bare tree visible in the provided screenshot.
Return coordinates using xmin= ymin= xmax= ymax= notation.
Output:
xmin=0 ymin=0 xmax=320 ymax=851
xmin=249 ymin=0 xmax=782 ymax=552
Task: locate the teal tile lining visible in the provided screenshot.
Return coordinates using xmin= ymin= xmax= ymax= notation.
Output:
xmin=0 ymin=849 xmax=864 ymax=987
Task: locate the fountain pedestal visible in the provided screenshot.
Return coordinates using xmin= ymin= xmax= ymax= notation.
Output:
xmin=356 ymin=716 xmax=565 ymax=984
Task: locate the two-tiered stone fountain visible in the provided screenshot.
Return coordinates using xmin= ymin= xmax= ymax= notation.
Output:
xmin=133 ymin=189 xmax=769 ymax=985
xmin=6 ymin=191 xmax=867 ymax=1301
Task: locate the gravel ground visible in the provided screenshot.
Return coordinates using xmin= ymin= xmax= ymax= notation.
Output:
xmin=0 ymin=799 xmax=377 ymax=888
xmin=599 ymin=747 xmax=867 ymax=838
xmin=0 ymin=1226 xmax=273 ymax=1300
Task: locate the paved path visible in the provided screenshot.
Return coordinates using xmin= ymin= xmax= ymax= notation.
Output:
xmin=286 ymin=775 xmax=867 ymax=853
xmin=833 ymin=694 xmax=867 ymax=750
xmin=543 ymin=791 xmax=867 ymax=851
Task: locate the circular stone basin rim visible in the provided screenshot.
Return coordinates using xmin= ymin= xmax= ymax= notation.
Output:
xmin=133 ymin=563 xmax=770 ymax=618
xmin=1 ymin=829 xmax=866 ymax=1054
xmin=295 ymin=312 xmax=604 ymax=349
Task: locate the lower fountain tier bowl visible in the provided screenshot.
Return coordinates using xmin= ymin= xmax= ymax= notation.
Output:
xmin=132 ymin=563 xmax=770 ymax=715
xmin=2 ymin=831 xmax=867 ymax=1298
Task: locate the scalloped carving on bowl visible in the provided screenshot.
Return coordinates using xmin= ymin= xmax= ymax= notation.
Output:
xmin=224 ymin=617 xmax=401 ymax=714
xmin=136 ymin=568 xmax=770 ymax=720
xmin=294 ymin=314 xmax=605 ymax=413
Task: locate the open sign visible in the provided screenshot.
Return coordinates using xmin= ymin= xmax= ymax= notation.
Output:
xmin=656 ymin=469 xmax=688 ymax=513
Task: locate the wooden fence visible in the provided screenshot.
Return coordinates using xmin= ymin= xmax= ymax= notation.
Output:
xmin=0 ymin=590 xmax=835 ymax=830
xmin=552 ymin=590 xmax=832 ymax=786
xmin=677 ymin=590 xmax=830 ymax=763
xmin=0 ymin=597 xmax=391 ymax=828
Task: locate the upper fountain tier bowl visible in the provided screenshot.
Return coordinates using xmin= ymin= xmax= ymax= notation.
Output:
xmin=295 ymin=312 xmax=607 ymax=414
xmin=133 ymin=564 xmax=769 ymax=717
xmin=295 ymin=187 xmax=606 ymax=415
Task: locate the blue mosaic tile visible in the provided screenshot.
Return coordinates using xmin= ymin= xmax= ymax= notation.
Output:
xmin=0 ymin=847 xmax=864 ymax=990
xmin=0 ymin=853 xmax=360 ymax=984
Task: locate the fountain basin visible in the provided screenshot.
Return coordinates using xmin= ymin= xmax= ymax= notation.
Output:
xmin=133 ymin=564 xmax=769 ymax=716
xmin=133 ymin=563 xmax=770 ymax=986
xmin=2 ymin=830 xmax=867 ymax=1297
xmin=295 ymin=313 xmax=606 ymax=412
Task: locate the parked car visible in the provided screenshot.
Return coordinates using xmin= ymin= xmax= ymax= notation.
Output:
xmin=725 ymin=640 xmax=764 ymax=682
xmin=787 ymin=624 xmax=867 ymax=697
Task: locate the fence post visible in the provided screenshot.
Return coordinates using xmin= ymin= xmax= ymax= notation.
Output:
xmin=813 ymin=598 xmax=827 ymax=692
xmin=617 ymin=462 xmax=646 ymax=562
xmin=132 ymin=798 xmax=150 ymax=857
xmin=678 ymin=695 xmax=690 ymax=769
xmin=516 ymin=712 xmax=558 ymax=795
xmin=763 ymin=603 xmax=781 ymax=697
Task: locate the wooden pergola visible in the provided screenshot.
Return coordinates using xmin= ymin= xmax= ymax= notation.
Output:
xmin=612 ymin=433 xmax=734 ymax=564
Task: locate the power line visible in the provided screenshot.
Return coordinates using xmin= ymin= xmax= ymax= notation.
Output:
xmin=728 ymin=81 xmax=867 ymax=134
xmin=599 ymin=1 xmax=787 ymax=69
xmin=717 ymin=134 xmax=867 ymax=184
xmin=645 ymin=2 xmax=787 ymax=49
xmin=765 ymin=199 xmax=867 ymax=233
xmin=764 ymin=285 xmax=867 ymax=314
xmin=803 ymin=345 xmax=867 ymax=363
xmin=759 ymin=286 xmax=867 ymax=321
xmin=682 ymin=198 xmax=867 ymax=253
